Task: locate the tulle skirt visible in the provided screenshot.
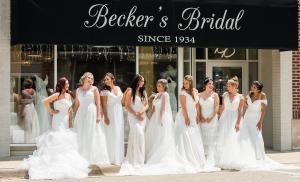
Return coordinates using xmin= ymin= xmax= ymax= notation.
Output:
xmin=20 ymin=125 xmax=90 ymax=179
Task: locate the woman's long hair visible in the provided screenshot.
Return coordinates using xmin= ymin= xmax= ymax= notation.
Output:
xmin=130 ymin=74 xmax=146 ymax=103
xmin=56 ymin=77 xmax=73 ymax=97
xmin=182 ymin=75 xmax=196 ymax=101
xmin=99 ymin=73 xmax=116 ymax=92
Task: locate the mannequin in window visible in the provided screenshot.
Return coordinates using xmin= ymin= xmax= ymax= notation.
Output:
xmin=33 ymin=74 xmax=51 ymax=134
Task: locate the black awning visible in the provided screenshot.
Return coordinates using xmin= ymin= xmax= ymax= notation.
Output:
xmin=11 ymin=0 xmax=298 ymax=49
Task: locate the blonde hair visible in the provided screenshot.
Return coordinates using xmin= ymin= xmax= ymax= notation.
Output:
xmin=79 ymin=72 xmax=94 ymax=86
xmin=227 ymin=76 xmax=239 ymax=88
xmin=157 ymin=79 xmax=168 ymax=91
xmin=182 ymin=75 xmax=196 ymax=100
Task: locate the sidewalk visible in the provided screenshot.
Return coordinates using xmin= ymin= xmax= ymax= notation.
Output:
xmin=0 ymin=151 xmax=300 ymax=181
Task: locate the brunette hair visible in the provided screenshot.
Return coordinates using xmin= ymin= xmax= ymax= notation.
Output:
xmin=23 ymin=79 xmax=33 ymax=89
xmin=203 ymin=77 xmax=213 ymax=91
xmin=130 ymin=74 xmax=146 ymax=103
xmin=56 ymin=77 xmax=73 ymax=97
xmin=99 ymin=73 xmax=116 ymax=91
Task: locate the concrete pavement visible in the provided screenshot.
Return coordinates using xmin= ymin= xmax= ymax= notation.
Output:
xmin=0 ymin=151 xmax=300 ymax=182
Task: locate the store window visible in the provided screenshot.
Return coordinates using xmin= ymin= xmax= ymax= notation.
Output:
xmin=57 ymin=45 xmax=136 ymax=92
xmin=139 ymin=46 xmax=178 ymax=116
xmin=184 ymin=47 xmax=191 ymax=76
xmin=10 ymin=44 xmax=54 ymax=144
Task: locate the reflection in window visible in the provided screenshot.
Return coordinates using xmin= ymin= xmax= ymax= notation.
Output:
xmin=10 ymin=44 xmax=54 ymax=143
xmin=196 ymin=62 xmax=206 ymax=91
xmin=139 ymin=46 xmax=178 ymax=116
xmin=249 ymin=62 xmax=258 ymax=89
xmin=196 ymin=48 xmax=205 ymax=60
xmin=213 ymin=67 xmax=242 ymax=105
xmin=57 ymin=45 xmax=136 ymax=92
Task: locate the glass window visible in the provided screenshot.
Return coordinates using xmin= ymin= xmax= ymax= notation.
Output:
xmin=212 ymin=67 xmax=243 ymax=105
xmin=208 ymin=48 xmax=246 ymax=60
xmin=139 ymin=46 xmax=178 ymax=116
xmin=10 ymin=44 xmax=54 ymax=144
xmin=249 ymin=62 xmax=258 ymax=89
xmin=196 ymin=48 xmax=205 ymax=59
xmin=196 ymin=62 xmax=206 ymax=91
xmin=57 ymin=45 xmax=136 ymax=92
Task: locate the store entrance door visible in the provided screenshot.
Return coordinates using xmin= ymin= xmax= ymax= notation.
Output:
xmin=207 ymin=62 xmax=248 ymax=103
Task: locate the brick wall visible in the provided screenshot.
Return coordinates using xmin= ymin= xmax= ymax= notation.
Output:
xmin=292 ymin=1 xmax=300 ymax=119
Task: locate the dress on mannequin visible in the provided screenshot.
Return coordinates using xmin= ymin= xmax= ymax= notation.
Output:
xmin=34 ymin=74 xmax=51 ymax=134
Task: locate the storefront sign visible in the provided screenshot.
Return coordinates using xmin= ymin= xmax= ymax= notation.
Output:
xmin=11 ymin=0 xmax=298 ymax=49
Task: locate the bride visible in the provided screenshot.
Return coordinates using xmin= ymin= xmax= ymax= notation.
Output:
xmin=20 ymin=77 xmax=89 ymax=180
xmin=141 ymin=79 xmax=192 ymax=175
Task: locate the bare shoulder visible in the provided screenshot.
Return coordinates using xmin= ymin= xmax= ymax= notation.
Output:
xmin=261 ymin=92 xmax=267 ymax=99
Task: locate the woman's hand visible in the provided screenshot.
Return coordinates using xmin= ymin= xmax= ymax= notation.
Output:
xmin=257 ymin=121 xmax=263 ymax=131
xmin=96 ymin=116 xmax=101 ymax=124
xmin=51 ymin=110 xmax=60 ymax=115
xmin=235 ymin=122 xmax=240 ymax=132
xmin=104 ymin=116 xmax=110 ymax=125
xmin=184 ymin=116 xmax=190 ymax=126
xmin=206 ymin=117 xmax=213 ymax=123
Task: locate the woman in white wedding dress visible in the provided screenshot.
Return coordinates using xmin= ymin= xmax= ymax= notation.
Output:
xmin=20 ymin=77 xmax=89 ymax=180
xmin=174 ymin=75 xmax=209 ymax=172
xmin=139 ymin=79 xmax=192 ymax=175
xmin=215 ymin=76 xmax=256 ymax=170
xmin=119 ymin=74 xmax=149 ymax=175
xmin=74 ymin=72 xmax=109 ymax=165
xmin=243 ymin=81 xmax=299 ymax=170
xmin=198 ymin=78 xmax=219 ymax=167
xmin=100 ymin=73 xmax=124 ymax=165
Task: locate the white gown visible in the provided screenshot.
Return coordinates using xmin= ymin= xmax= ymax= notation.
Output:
xmin=20 ymin=99 xmax=90 ymax=180
xmin=174 ymin=90 xmax=208 ymax=172
xmin=140 ymin=92 xmax=193 ymax=175
xmin=34 ymin=75 xmax=51 ymax=134
xmin=243 ymin=95 xmax=299 ymax=170
xmin=118 ymin=95 xmax=147 ymax=175
xmin=215 ymin=92 xmax=256 ymax=170
xmin=100 ymin=86 xmax=124 ymax=165
xmin=199 ymin=93 xmax=218 ymax=166
xmin=74 ymin=86 xmax=109 ymax=165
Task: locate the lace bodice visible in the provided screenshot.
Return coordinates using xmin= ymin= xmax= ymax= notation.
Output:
xmin=199 ymin=93 xmax=216 ymax=118
xmin=77 ymin=86 xmax=97 ymax=107
xmin=223 ymin=92 xmax=243 ymax=111
xmin=100 ymin=86 xmax=123 ymax=106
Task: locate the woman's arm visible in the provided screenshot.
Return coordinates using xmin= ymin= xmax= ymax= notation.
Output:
xmin=100 ymin=93 xmax=109 ymax=125
xmin=257 ymin=93 xmax=267 ymax=130
xmin=125 ymin=89 xmax=136 ymax=115
xmin=180 ymin=94 xmax=190 ymax=126
xmin=142 ymin=91 xmax=149 ymax=114
xmin=208 ymin=93 xmax=219 ymax=122
xmin=43 ymin=93 xmax=60 ymax=114
xmin=235 ymin=95 xmax=245 ymax=132
xmin=94 ymin=87 xmax=101 ymax=123
xmin=74 ymin=89 xmax=80 ymax=113
xmin=67 ymin=93 xmax=73 ymax=128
